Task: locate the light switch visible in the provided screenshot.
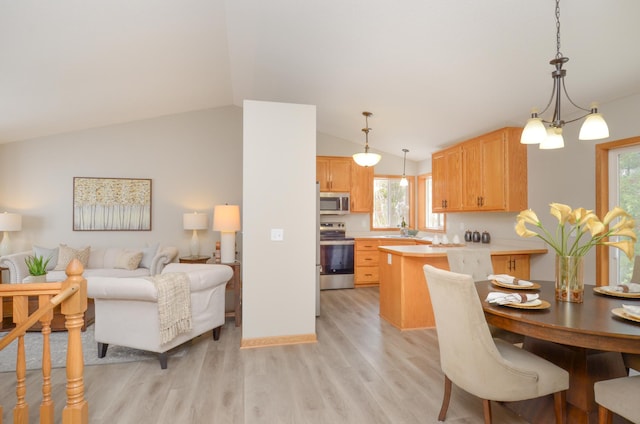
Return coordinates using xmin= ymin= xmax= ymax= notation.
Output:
xmin=271 ymin=228 xmax=284 ymax=241
xmin=387 ymin=253 xmax=392 ymax=265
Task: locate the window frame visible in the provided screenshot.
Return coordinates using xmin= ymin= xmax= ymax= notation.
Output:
xmin=371 ymin=174 xmax=415 ymax=231
xmin=418 ymin=173 xmax=446 ymax=233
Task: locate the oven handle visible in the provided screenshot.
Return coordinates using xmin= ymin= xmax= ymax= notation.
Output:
xmin=319 ymin=240 xmax=355 ymax=246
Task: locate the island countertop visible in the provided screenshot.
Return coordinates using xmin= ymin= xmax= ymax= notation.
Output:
xmin=378 ymin=242 xmax=548 ymax=257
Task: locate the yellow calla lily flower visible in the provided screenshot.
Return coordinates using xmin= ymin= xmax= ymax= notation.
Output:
xmin=585 ymin=218 xmax=605 ymax=236
xmin=611 ymin=227 xmax=638 ymax=242
xmin=517 ymin=209 xmax=540 ymax=226
xmin=603 ymin=206 xmax=629 ymax=226
xmin=550 ymin=203 xmax=572 ymax=225
xmin=515 ymin=220 xmax=538 ymax=238
xmin=603 ymin=240 xmax=635 ymax=260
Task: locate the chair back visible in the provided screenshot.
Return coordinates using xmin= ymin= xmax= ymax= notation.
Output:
xmin=630 ymin=255 xmax=640 ymax=284
xmin=446 ymin=248 xmax=493 ymax=282
xmin=423 ymin=265 xmax=538 ymax=398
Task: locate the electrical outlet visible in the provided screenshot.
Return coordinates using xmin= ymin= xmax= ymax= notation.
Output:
xmin=271 ymin=228 xmax=284 ymax=241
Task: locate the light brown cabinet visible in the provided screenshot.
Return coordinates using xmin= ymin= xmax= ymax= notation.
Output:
xmin=350 ymin=164 xmax=373 ymax=213
xmin=491 ymin=254 xmax=531 ymax=280
xmin=355 ymin=238 xmax=416 ymax=287
xmin=433 ymin=127 xmax=527 ymax=213
xmin=316 ymin=156 xmax=352 ymax=192
xmin=432 ymin=146 xmax=462 ymax=212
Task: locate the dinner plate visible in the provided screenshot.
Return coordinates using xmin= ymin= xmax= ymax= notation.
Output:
xmin=611 ymin=307 xmax=640 ymax=323
xmin=491 ymin=280 xmax=541 ymax=290
xmin=593 ymin=286 xmax=640 ymax=299
xmin=501 ymin=299 xmax=550 ymax=310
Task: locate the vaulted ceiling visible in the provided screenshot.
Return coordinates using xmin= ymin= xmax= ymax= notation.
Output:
xmin=2 ymin=0 xmax=640 ymax=161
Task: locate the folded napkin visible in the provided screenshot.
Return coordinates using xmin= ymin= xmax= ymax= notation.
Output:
xmin=608 ymin=283 xmax=640 ymax=293
xmin=487 ymin=274 xmax=534 ymax=287
xmin=486 ymin=292 xmax=539 ymax=305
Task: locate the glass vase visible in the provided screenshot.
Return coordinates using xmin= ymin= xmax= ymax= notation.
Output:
xmin=555 ymin=255 xmax=585 ymax=303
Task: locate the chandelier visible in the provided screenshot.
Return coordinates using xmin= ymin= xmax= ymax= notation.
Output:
xmin=353 ymin=111 xmax=381 ymax=167
xmin=520 ymin=0 xmax=609 ymax=149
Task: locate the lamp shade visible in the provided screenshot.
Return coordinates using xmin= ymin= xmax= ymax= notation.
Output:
xmin=353 ymin=152 xmax=381 ymax=167
xmin=183 ymin=212 xmax=208 ymax=230
xmin=521 ymin=117 xmax=547 ymax=144
xmin=0 ymin=212 xmax=22 ymax=231
xmin=540 ymin=127 xmax=564 ymax=150
xmin=213 ymin=205 xmax=241 ymax=232
xmin=579 ymin=113 xmax=609 ymax=140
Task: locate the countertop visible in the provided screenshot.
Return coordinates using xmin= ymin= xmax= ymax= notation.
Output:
xmin=377 ymin=242 xmax=548 ymax=257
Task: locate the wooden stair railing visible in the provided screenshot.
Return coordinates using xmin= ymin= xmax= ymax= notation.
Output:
xmin=0 ymin=258 xmax=88 ymax=424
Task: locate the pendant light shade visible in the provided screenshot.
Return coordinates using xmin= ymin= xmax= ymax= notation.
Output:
xmin=353 ymin=111 xmax=381 ymax=167
xmin=399 ymin=148 xmax=409 ymax=187
xmin=521 ymin=0 xmax=609 ymax=149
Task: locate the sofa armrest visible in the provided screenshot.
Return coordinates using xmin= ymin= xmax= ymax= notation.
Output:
xmin=0 ymin=251 xmax=33 ymax=283
xmin=88 ymin=277 xmax=158 ymax=301
xmin=149 ymin=246 xmax=178 ymax=275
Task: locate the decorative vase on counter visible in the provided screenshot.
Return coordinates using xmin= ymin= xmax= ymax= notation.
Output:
xmin=555 ymin=255 xmax=584 ymax=303
xmin=23 ymin=275 xmax=47 ymax=283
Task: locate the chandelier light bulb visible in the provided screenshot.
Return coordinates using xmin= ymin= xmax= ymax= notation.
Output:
xmin=540 ymin=127 xmax=564 ymax=150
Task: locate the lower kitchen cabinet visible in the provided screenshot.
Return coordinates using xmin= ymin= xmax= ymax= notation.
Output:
xmin=491 ymin=254 xmax=531 ymax=280
xmin=355 ymin=238 xmax=416 ymax=287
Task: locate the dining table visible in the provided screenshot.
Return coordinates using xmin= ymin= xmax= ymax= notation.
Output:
xmin=476 ymin=280 xmax=640 ymax=424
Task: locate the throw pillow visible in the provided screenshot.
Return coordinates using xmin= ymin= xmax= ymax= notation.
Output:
xmin=114 ymin=250 xmax=144 ymax=270
xmin=33 ymin=245 xmax=59 ymax=271
xmin=139 ymin=243 xmax=159 ymax=269
xmin=54 ymin=245 xmax=91 ymax=271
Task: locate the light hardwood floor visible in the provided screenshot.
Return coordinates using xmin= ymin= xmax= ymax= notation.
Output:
xmin=1 ymin=287 xmax=528 ymax=424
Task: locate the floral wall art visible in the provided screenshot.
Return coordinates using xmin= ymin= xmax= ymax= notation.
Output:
xmin=73 ymin=177 xmax=152 ymax=231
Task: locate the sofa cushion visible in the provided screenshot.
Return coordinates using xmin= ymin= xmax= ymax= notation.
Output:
xmin=115 ymin=250 xmax=143 ymax=270
xmin=54 ymin=244 xmax=90 ymax=271
xmin=33 ymin=245 xmax=59 ymax=271
xmin=140 ymin=243 xmax=159 ymax=269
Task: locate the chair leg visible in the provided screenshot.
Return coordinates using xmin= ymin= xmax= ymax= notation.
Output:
xmin=553 ymin=390 xmax=566 ymax=424
xmin=158 ymin=352 xmax=168 ymax=369
xmin=598 ymin=405 xmax=613 ymax=424
xmin=438 ymin=375 xmax=452 ymax=421
xmin=482 ymin=399 xmax=492 ymax=424
xmin=97 ymin=342 xmax=108 ymax=358
xmin=213 ymin=326 xmax=221 ymax=341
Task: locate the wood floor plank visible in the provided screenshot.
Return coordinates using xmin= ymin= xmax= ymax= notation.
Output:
xmin=0 ymin=286 xmax=529 ymax=423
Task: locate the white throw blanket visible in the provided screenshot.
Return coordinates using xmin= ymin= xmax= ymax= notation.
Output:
xmin=145 ymin=272 xmax=192 ymax=344
xmin=486 ymin=292 xmax=539 ymax=305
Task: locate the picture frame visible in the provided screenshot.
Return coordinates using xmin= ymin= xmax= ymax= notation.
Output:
xmin=73 ymin=177 xmax=152 ymax=231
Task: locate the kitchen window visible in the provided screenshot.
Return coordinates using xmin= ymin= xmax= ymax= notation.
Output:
xmin=418 ymin=174 xmax=446 ymax=232
xmin=372 ymin=175 xmax=414 ymax=229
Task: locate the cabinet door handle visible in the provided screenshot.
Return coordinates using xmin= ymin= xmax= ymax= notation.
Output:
xmin=364 ymin=258 xmax=373 ymax=261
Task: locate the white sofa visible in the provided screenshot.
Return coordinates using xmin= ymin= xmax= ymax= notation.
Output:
xmin=87 ymin=263 xmax=233 ymax=369
xmin=0 ymin=245 xmax=178 ymax=283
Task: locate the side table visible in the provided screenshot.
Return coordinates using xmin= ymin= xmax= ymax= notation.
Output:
xmin=179 ymin=256 xmax=210 ymax=264
xmin=218 ymin=260 xmax=242 ymax=327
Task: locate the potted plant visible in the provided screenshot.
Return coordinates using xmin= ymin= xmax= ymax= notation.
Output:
xmin=24 ymin=254 xmax=51 ymax=283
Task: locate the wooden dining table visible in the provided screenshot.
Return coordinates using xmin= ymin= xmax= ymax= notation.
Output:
xmin=476 ymin=280 xmax=640 ymax=424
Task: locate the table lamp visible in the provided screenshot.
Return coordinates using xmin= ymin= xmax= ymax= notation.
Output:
xmin=0 ymin=212 xmax=22 ymax=257
xmin=183 ymin=212 xmax=208 ymax=257
xmin=213 ymin=204 xmax=240 ymax=263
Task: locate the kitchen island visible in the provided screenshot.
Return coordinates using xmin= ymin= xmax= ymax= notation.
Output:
xmin=377 ymin=243 xmax=547 ymax=330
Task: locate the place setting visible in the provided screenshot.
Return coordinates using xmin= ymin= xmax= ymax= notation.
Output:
xmin=593 ymin=282 xmax=640 ymax=299
xmin=488 ymin=273 xmax=541 ymax=290
xmin=611 ymin=304 xmax=640 ymax=324
xmin=485 ymin=291 xmax=551 ymax=310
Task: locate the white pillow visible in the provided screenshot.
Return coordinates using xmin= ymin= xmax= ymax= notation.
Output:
xmin=139 ymin=243 xmax=159 ymax=269
xmin=33 ymin=245 xmax=58 ymax=271
xmin=54 ymin=244 xmax=91 ymax=271
xmin=114 ymin=250 xmax=143 ymax=270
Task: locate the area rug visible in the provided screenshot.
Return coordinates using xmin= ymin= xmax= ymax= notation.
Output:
xmin=0 ymin=325 xmax=189 ymax=372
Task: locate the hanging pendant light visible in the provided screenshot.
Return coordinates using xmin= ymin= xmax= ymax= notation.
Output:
xmin=399 ymin=148 xmax=409 ymax=187
xmin=521 ymin=0 xmax=609 ymax=149
xmin=353 ymin=111 xmax=381 ymax=167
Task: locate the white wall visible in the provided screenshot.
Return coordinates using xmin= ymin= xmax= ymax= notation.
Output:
xmin=0 ymin=106 xmax=243 ymax=258
xmin=242 ymin=100 xmax=316 ymax=340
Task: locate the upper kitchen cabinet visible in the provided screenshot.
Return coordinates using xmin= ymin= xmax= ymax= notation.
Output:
xmin=433 ymin=127 xmax=527 ymax=213
xmin=316 ymin=156 xmax=352 ymax=192
xmin=350 ymin=163 xmax=373 ymax=213
xmin=432 ymin=146 xmax=462 ymax=212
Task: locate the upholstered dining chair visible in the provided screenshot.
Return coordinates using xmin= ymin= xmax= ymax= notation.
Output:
xmin=446 ymin=249 xmax=524 ymax=345
xmin=423 ymin=265 xmax=569 ymax=424
xmin=594 ymin=375 xmax=640 ymax=424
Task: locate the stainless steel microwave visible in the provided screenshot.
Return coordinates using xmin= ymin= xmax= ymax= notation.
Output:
xmin=319 ymin=192 xmax=350 ymax=215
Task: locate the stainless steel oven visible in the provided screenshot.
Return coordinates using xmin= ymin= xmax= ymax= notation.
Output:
xmin=319 ymin=222 xmax=354 ymax=290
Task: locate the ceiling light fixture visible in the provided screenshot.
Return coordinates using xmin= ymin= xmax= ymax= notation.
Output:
xmin=353 ymin=111 xmax=381 ymax=167
xmin=399 ymin=148 xmax=409 ymax=187
xmin=521 ymin=0 xmax=609 ymax=149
